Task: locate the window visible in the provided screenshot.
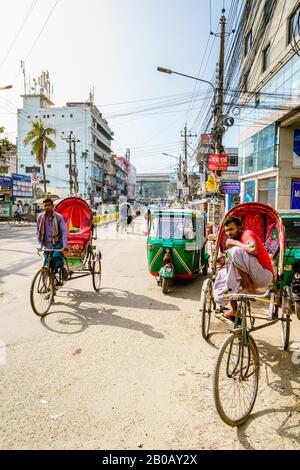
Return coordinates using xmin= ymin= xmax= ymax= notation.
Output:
xmin=43 ymin=115 xmax=46 ymax=118
xmin=70 ymin=114 xmax=73 ymax=118
xmin=264 ymin=0 xmax=275 ymax=25
xmin=244 ymin=71 xmax=250 ymax=91
xmin=244 ymin=30 xmax=252 ymax=56
xmin=47 ymin=115 xmax=50 ymax=118
xmin=62 ymin=115 xmax=65 ymax=118
xmin=20 ymin=164 xmax=24 ymax=168
xmin=228 ymin=155 xmax=238 ymax=166
xmin=65 ymin=164 xmax=69 ymax=168
xmin=262 ymin=44 xmax=270 ymax=72
xmin=289 ymin=5 xmax=300 ymax=43
xmin=244 ymin=181 xmax=256 ymax=202
xmin=47 ymin=164 xmax=51 ymax=168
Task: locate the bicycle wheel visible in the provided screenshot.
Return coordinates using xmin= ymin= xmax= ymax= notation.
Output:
xmin=30 ymin=268 xmax=54 ymax=317
xmin=213 ymin=332 xmax=260 ymax=427
xmin=200 ymin=278 xmax=215 ymax=340
xmin=92 ymin=254 xmax=102 ymax=292
xmin=280 ymin=295 xmax=291 ymax=352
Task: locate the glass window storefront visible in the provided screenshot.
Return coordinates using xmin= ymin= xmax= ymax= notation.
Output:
xmin=258 ymin=177 xmax=276 ymax=208
xmin=239 ymin=123 xmax=277 ymax=176
xmin=240 ymin=53 xmax=300 ymax=126
xmin=244 ymin=180 xmax=256 ymax=202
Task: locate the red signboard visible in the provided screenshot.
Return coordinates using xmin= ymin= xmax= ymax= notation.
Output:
xmin=208 ymin=154 xmax=228 ymax=171
xmin=200 ymin=134 xmax=211 ymax=145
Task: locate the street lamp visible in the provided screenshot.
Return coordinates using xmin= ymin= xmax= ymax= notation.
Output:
xmin=0 ymin=85 xmax=13 ymax=90
xmin=162 ymin=152 xmax=178 ymax=159
xmin=157 ymin=67 xmax=215 ymax=95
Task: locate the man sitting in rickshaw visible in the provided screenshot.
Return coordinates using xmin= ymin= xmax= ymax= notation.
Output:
xmin=214 ymin=216 xmax=274 ymax=319
xmin=36 ymin=198 xmax=68 ymax=279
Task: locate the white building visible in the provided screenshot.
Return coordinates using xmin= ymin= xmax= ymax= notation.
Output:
xmin=17 ymin=89 xmax=114 ymax=199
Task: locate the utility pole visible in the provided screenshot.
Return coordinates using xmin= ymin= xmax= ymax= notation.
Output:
xmin=181 ymin=124 xmax=197 ymax=202
xmin=72 ymin=136 xmax=80 ymax=196
xmin=178 ymin=154 xmax=182 ymax=203
xmin=81 ymin=150 xmax=89 ymax=199
xmin=62 ymin=131 xmax=80 ymax=197
xmin=215 ymin=9 xmax=226 ymax=155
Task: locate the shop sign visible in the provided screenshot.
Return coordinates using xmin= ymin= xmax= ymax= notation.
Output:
xmin=208 ymin=154 xmax=228 ymax=171
xmin=12 ymin=173 xmax=32 ymax=198
xmin=221 ymin=171 xmax=239 ymax=181
xmin=291 ymin=181 xmax=300 ymax=209
xmin=205 ymin=174 xmax=219 ymax=192
xmin=221 ymin=181 xmax=241 ymax=195
xmin=0 ymin=175 xmax=12 ymax=188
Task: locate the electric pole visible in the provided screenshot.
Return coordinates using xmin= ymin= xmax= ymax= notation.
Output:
xmin=72 ymin=136 xmax=80 ymax=196
xmin=81 ymin=150 xmax=89 ymax=199
xmin=181 ymin=124 xmax=197 ymax=202
xmin=62 ymin=131 xmax=80 ymax=197
xmin=215 ymin=10 xmax=226 ymax=155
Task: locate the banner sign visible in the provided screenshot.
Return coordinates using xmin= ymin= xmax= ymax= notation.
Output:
xmin=200 ymin=134 xmax=211 ymax=146
xmin=208 ymin=154 xmax=228 ymax=171
xmin=0 ymin=175 xmax=12 ymax=187
xmin=221 ymin=181 xmax=241 ymax=195
xmin=291 ymin=181 xmax=300 ymax=209
xmin=12 ymin=173 xmax=33 ymax=198
xmin=221 ymin=171 xmax=239 ymax=181
xmin=205 ymin=174 xmax=219 ymax=192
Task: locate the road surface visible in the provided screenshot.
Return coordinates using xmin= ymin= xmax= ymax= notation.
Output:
xmin=0 ymin=221 xmax=300 ymax=450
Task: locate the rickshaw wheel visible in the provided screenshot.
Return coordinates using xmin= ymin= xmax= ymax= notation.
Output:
xmin=280 ymin=294 xmax=291 ymax=352
xmin=213 ymin=332 xmax=260 ymax=427
xmin=200 ymin=278 xmax=215 ymax=340
xmin=162 ymin=278 xmax=170 ymax=295
xmin=30 ymin=268 xmax=54 ymax=317
xmin=92 ymin=254 xmax=102 ymax=292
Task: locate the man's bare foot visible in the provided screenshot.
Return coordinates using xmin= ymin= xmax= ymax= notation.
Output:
xmin=222 ymin=309 xmax=237 ymax=319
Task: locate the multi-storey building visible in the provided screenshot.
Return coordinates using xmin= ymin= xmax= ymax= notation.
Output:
xmin=239 ymin=0 xmax=300 ymax=209
xmin=17 ymin=75 xmax=114 ymax=200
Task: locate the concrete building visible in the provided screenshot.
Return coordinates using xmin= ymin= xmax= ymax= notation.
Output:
xmin=0 ymin=146 xmax=17 ymax=176
xmin=239 ymin=0 xmax=300 ymax=209
xmin=17 ymin=74 xmax=114 ymax=200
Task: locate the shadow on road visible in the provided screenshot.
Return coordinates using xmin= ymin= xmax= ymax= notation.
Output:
xmin=66 ymin=287 xmax=180 ymax=311
xmin=237 ymin=405 xmax=300 ymax=450
xmin=41 ymin=303 xmax=165 ymax=339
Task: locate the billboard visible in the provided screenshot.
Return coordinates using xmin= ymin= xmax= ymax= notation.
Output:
xmin=12 ymin=173 xmax=33 ymax=198
xmin=291 ymin=181 xmax=300 ymax=209
xmin=221 ymin=181 xmax=241 ymax=195
xmin=208 ymin=154 xmax=228 ymax=171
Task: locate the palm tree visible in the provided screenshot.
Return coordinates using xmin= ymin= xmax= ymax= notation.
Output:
xmin=23 ymin=119 xmax=56 ymax=194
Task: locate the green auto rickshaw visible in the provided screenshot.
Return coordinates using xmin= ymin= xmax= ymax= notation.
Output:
xmin=279 ymin=210 xmax=300 ymax=319
xmin=147 ymin=209 xmax=209 ymax=294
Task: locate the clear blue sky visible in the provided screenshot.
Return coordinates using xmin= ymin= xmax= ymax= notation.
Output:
xmin=0 ymin=0 xmax=239 ymax=174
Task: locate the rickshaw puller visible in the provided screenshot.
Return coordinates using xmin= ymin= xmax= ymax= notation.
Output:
xmin=36 ymin=198 xmax=68 ymax=277
xmin=214 ymin=216 xmax=274 ymax=319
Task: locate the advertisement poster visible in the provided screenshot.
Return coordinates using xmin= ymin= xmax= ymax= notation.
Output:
xmin=208 ymin=154 xmax=228 ymax=171
xmin=291 ymin=181 xmax=300 ymax=209
xmin=221 ymin=181 xmax=241 ymax=195
xmin=12 ymin=174 xmax=32 ymax=198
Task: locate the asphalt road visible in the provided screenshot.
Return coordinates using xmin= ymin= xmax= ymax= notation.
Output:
xmin=0 ymin=221 xmax=300 ymax=450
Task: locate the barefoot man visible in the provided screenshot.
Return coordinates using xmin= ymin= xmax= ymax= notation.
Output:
xmin=214 ymin=216 xmax=274 ymax=319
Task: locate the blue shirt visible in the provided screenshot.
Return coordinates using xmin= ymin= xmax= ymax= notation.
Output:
xmin=37 ymin=212 xmax=68 ymax=249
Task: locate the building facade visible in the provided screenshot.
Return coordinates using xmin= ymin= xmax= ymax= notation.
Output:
xmin=239 ymin=0 xmax=300 ymax=210
xmin=17 ymin=91 xmax=114 ymax=200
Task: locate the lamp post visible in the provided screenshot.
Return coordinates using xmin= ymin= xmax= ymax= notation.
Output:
xmin=157 ymin=67 xmax=215 ymax=97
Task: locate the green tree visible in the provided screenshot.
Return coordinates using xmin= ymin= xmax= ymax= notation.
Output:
xmin=0 ymin=127 xmax=13 ymax=174
xmin=23 ymin=119 xmax=56 ymax=194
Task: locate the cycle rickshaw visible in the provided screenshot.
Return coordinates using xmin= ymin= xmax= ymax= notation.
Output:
xmin=200 ymin=202 xmax=299 ymax=426
xmin=30 ymin=197 xmax=102 ymax=317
